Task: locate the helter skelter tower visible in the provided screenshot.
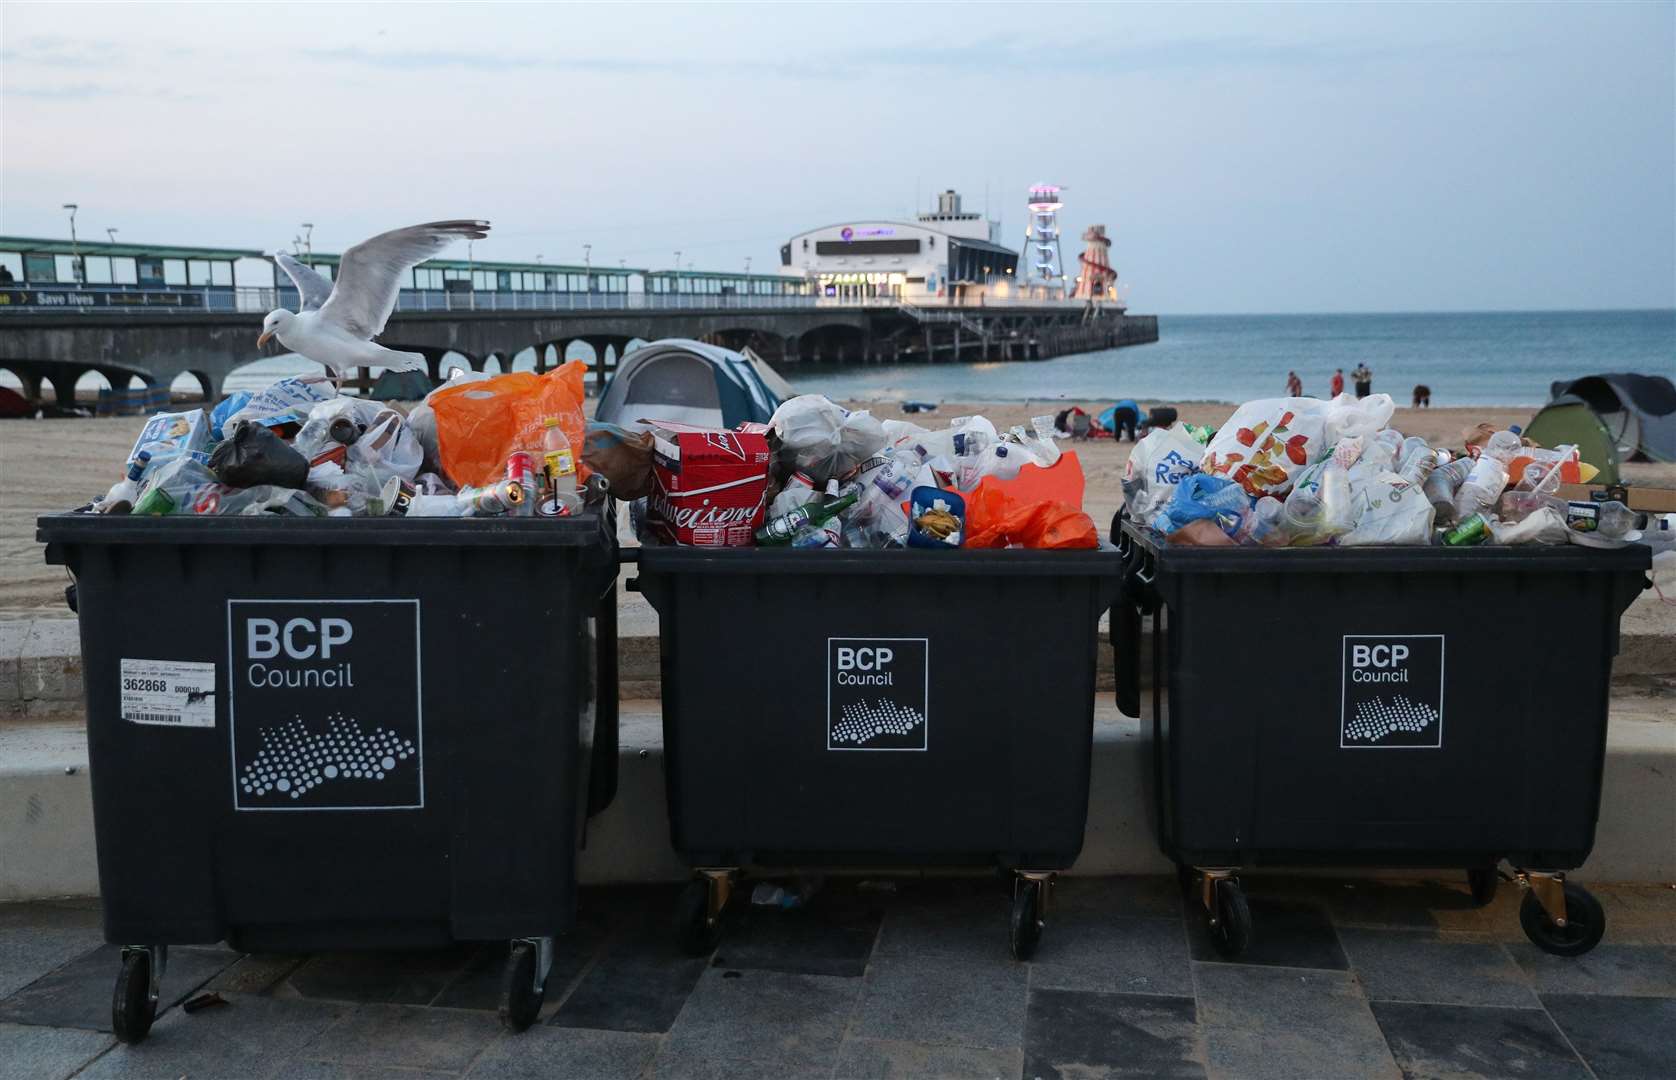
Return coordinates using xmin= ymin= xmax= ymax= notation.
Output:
xmin=1071 ymin=224 xmax=1119 ymax=303
xmin=1020 ymin=184 xmax=1066 ymax=295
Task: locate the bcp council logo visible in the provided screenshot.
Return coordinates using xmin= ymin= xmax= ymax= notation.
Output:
xmin=827 ymin=638 xmax=928 ymax=751
xmin=1340 ymin=635 xmax=1445 ymax=749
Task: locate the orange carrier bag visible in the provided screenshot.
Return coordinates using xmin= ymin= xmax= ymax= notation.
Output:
xmin=964 ymin=453 xmax=1099 ymax=549
xmin=429 ymin=363 xmax=589 ymax=489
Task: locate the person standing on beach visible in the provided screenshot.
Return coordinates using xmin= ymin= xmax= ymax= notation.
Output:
xmin=1330 ymin=368 xmax=1344 ymax=397
xmin=1286 ymin=371 xmax=1302 ymax=397
xmin=1351 ymin=362 xmax=1373 ymax=399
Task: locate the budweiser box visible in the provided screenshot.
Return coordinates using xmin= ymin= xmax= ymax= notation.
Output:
xmin=644 ymin=423 xmax=771 ymax=546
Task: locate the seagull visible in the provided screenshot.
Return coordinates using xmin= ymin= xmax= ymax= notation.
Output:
xmin=259 ymin=220 xmax=490 ymax=379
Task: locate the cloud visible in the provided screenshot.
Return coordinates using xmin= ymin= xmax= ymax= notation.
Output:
xmin=1 ymin=81 xmax=209 ymax=103
xmin=0 ymin=35 xmax=127 ymax=66
xmin=303 ymin=44 xmax=676 ymax=74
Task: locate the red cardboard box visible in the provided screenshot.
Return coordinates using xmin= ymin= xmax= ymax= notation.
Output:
xmin=645 ymin=425 xmax=771 ymax=546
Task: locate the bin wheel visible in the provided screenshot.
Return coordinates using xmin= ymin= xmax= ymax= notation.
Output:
xmin=1520 ymin=882 xmax=1605 ymax=957
xmin=1207 ymin=879 xmax=1252 ymax=959
xmin=675 ymin=879 xmax=724 ymax=957
xmin=112 ymin=951 xmax=156 ymax=1045
xmin=1010 ymin=880 xmax=1043 ymax=962
xmin=1468 ymin=868 xmax=1499 ymax=908
xmin=498 ymin=941 xmax=547 ymax=1032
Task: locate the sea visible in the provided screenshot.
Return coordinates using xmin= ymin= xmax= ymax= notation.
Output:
xmin=203 ymin=308 xmax=1674 ymax=407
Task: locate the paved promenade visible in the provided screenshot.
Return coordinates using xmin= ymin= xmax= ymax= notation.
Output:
xmin=3 ymin=875 xmax=1673 ymax=1078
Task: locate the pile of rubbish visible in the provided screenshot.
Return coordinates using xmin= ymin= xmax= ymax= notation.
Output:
xmin=1123 ymin=392 xmax=1657 ymax=548
xmin=90 ymin=363 xmax=600 ymax=519
xmin=599 ymin=394 xmax=1100 ymax=550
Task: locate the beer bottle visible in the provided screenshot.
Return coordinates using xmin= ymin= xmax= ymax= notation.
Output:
xmin=755 ymin=490 xmax=858 ymax=546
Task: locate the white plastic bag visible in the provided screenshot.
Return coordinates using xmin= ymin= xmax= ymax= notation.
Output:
xmin=1322 ymin=392 xmax=1395 ymax=445
xmin=1340 ymin=472 xmax=1435 ymax=546
xmin=294 ymin=398 xmax=424 ymax=482
xmin=1123 ymin=425 xmax=1205 ymax=519
xmin=1201 ymin=398 xmax=1328 ymax=498
xmin=222 ymin=376 xmax=336 ymax=432
xmin=769 ymin=395 xmax=887 ymax=483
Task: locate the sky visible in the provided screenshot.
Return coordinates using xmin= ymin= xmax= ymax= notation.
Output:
xmin=1 ymin=1 xmax=1672 ymax=315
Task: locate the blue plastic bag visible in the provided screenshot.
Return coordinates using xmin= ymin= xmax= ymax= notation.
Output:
xmin=1153 ymin=473 xmax=1250 ymax=537
xmin=210 ymin=392 xmax=252 ymax=441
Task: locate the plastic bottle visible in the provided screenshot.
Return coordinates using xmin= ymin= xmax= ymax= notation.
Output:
xmin=539 ymin=418 xmax=583 ymax=517
xmin=1566 ymin=500 xmax=1637 ymax=539
xmin=1396 ymin=437 xmax=1433 ymax=479
xmin=1235 ymin=496 xmax=1284 ymax=545
xmin=1452 ymin=430 xmax=1520 ymax=521
xmin=99 ymin=451 xmax=153 ymax=514
xmin=132 ymin=457 xmax=218 ymax=515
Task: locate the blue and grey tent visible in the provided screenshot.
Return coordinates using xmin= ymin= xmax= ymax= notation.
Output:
xmin=1525 ymin=373 xmax=1676 ymax=483
xmin=594 ymin=339 xmax=792 ymax=430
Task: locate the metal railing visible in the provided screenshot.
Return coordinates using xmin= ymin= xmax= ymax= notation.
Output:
xmin=0 ymin=283 xmax=1109 ymax=316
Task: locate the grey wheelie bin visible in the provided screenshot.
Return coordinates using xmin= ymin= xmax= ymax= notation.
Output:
xmin=631 ymin=545 xmax=1117 ymax=961
xmin=37 ymin=510 xmax=620 ymax=1041
xmin=1113 ymin=516 xmax=1649 ymax=959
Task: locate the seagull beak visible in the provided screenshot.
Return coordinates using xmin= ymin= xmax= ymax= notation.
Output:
xmin=257 ymin=331 xmax=274 ymax=348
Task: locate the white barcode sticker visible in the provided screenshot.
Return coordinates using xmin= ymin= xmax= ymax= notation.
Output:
xmin=120 ymin=659 xmax=216 ymax=729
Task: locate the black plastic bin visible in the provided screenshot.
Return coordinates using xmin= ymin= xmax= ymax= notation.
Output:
xmin=37 ymin=511 xmax=620 ymax=1040
xmin=633 ymin=546 xmax=1117 ymax=960
xmin=1113 ymin=517 xmax=1649 ymax=958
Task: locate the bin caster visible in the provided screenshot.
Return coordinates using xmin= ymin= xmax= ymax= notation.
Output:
xmin=1009 ymin=873 xmax=1053 ymax=961
xmin=1198 ymin=871 xmax=1251 ymax=959
xmin=112 ymin=945 xmax=166 ymax=1045
xmin=499 ymin=937 xmax=552 ymax=1032
xmin=675 ymin=870 xmax=734 ymax=957
xmin=1516 ymin=872 xmax=1605 ymax=957
xmin=1467 ymin=867 xmax=1500 ymax=908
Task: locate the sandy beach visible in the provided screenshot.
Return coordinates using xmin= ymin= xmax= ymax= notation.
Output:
xmin=4 ymin=401 xmax=1670 ymax=616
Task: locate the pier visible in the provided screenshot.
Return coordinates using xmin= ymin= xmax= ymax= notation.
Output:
xmin=0 ymin=290 xmax=1157 ymax=406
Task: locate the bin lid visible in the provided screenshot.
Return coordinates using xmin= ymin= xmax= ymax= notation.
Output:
xmin=37 ymin=507 xmax=619 ymax=550
xmin=1118 ymin=518 xmax=1651 ymax=575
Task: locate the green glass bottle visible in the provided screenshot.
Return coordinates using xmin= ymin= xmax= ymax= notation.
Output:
xmin=755 ymin=490 xmax=858 ymax=546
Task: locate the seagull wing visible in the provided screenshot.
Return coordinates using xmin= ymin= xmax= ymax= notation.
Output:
xmin=319 ymin=220 xmax=490 ymax=339
xmin=274 ymin=252 xmax=333 ymax=312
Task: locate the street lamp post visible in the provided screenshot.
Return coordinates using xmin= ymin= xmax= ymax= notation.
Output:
xmin=62 ymin=204 xmax=80 ymax=281
xmin=300 ymin=223 xmax=314 ymax=265
xmin=105 ymin=227 xmax=118 ymax=244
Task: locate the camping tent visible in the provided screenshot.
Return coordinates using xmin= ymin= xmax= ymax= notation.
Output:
xmin=1525 ymin=373 xmax=1676 ymax=483
xmin=594 ymin=339 xmax=791 ymax=430
xmin=370 ymin=369 xmax=435 ymax=401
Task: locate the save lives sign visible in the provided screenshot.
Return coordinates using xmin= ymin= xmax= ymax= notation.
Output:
xmin=228 ymin=600 xmax=423 ymax=811
xmin=1340 ymin=635 xmax=1445 ymax=749
xmin=827 ymin=638 xmax=929 ymax=751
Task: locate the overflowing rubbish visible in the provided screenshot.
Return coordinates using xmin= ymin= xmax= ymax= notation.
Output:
xmin=1130 ymin=391 xmax=1658 ymax=549
xmin=627 ymin=395 xmax=1100 ymax=550
xmin=87 ymin=361 xmax=603 ymax=520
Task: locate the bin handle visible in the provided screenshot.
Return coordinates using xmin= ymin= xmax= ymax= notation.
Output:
xmin=618 ymin=548 xmax=642 ymax=565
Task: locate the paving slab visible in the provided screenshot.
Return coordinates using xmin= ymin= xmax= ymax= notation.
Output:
xmin=850 ymin=953 xmax=1029 ymax=1050
xmin=873 ymin=879 xmax=1017 ymax=967
xmin=286 ymin=946 xmax=482 ymax=1007
xmin=1029 ymin=914 xmax=1194 ymax=998
xmin=1194 ymin=964 xmax=1399 ymax=1080
xmin=652 ymin=967 xmax=858 ymax=1079
xmin=1540 ymin=992 xmax=1676 ymax=1080
xmin=76 ymin=992 xmax=350 ymax=1080
xmin=1370 ymin=1000 xmax=1588 ymax=1079
xmin=1506 ymin=943 xmax=1676 ymax=997
xmin=0 ymin=1021 xmax=113 ymax=1080
xmin=713 ymin=897 xmax=883 ymax=978
xmin=0 ymin=943 xmax=238 ymax=1032
xmin=465 ymin=1026 xmax=659 ymax=1080
xmin=832 ymin=1036 xmax=1023 ymax=1080
xmin=1337 ymin=927 xmax=1539 ymax=1008
xmin=1186 ymin=895 xmax=1348 ymax=971
xmin=549 ymin=923 xmax=707 ymax=1034
xmin=296 ymin=1002 xmax=502 ymax=1073
xmin=1024 ymin=987 xmax=1204 ymax=1079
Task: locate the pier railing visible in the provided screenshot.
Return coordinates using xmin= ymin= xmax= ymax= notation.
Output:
xmin=0 ymin=284 xmax=1116 ymax=316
